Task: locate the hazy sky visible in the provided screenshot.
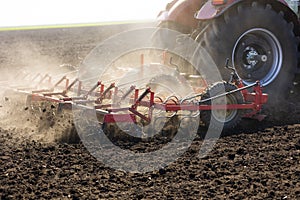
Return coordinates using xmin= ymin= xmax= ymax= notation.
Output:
xmin=0 ymin=0 xmax=171 ymax=27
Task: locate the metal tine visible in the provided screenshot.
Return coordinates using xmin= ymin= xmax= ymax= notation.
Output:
xmin=95 ymin=83 xmax=116 ymax=103
xmin=35 ymin=74 xmax=52 ymax=87
xmin=84 ymin=81 xmax=102 ymax=97
xmin=53 ymin=76 xmax=68 ymax=88
xmin=120 ymin=85 xmax=136 ymax=101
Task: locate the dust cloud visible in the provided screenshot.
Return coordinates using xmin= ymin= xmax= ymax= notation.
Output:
xmin=0 ymin=40 xmax=79 ymax=143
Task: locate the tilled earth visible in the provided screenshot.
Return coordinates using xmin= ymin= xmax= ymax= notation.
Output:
xmin=0 ymin=24 xmax=300 ymax=199
xmin=1 ymin=122 xmax=300 ymax=199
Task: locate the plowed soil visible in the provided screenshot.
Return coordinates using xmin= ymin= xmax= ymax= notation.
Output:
xmin=1 ymin=24 xmax=300 ymax=199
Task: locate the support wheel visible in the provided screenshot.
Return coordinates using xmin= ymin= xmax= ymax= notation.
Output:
xmin=200 ymin=82 xmax=244 ymax=130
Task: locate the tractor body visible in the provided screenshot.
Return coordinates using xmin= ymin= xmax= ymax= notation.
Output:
xmin=156 ymin=0 xmax=300 ymax=111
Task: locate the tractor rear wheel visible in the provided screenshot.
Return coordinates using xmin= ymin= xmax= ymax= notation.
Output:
xmin=196 ymin=2 xmax=298 ymax=113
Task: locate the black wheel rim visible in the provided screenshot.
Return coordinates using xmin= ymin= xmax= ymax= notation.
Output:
xmin=232 ymin=28 xmax=282 ymax=86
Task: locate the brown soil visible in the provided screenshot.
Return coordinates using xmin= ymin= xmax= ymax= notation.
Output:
xmin=0 ymin=24 xmax=300 ymax=199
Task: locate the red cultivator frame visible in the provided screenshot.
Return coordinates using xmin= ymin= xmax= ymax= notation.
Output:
xmin=12 ymin=57 xmax=267 ymax=131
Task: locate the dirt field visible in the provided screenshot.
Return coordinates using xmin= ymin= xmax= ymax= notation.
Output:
xmin=1 ymin=23 xmax=300 ymax=199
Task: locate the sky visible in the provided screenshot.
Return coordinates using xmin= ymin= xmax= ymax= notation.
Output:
xmin=0 ymin=0 xmax=171 ymax=27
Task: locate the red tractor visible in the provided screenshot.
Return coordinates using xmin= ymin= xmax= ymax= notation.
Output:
xmin=156 ymin=0 xmax=300 ymax=112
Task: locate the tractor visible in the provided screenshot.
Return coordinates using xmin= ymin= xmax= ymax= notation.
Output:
xmin=155 ymin=0 xmax=300 ymax=112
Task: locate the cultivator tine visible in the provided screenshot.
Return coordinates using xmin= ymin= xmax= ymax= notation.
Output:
xmin=136 ymin=88 xmax=151 ymax=104
xmin=65 ymin=78 xmax=80 ymax=93
xmin=102 ymin=83 xmax=115 ymax=97
xmin=85 ymin=81 xmax=102 ymax=97
xmin=31 ymin=73 xmax=43 ymax=82
xmin=53 ymin=76 xmax=68 ymax=88
xmin=36 ymin=74 xmax=52 ymax=86
xmin=121 ymin=85 xmax=136 ymax=101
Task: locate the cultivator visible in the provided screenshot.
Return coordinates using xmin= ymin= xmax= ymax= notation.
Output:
xmin=2 ymin=57 xmax=268 ymax=133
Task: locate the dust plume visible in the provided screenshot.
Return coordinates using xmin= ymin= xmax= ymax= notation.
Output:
xmin=0 ymin=40 xmax=79 ymax=143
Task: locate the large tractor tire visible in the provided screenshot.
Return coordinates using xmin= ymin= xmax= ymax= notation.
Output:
xmin=196 ymin=2 xmax=299 ymax=113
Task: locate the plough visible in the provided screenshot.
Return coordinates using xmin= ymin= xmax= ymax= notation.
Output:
xmin=3 ymin=57 xmax=268 ymax=133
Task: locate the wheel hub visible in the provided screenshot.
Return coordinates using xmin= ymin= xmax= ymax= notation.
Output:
xmin=243 ymin=46 xmax=268 ymax=79
xmin=244 ymin=46 xmax=259 ymax=69
xmin=212 ymin=96 xmax=237 ymax=123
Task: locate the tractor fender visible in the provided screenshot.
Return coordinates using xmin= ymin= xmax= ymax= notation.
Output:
xmin=196 ymin=0 xmax=297 ymax=21
xmin=158 ymin=0 xmax=205 ymax=29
